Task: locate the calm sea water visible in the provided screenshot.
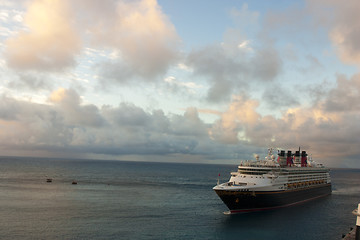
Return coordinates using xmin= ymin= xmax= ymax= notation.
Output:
xmin=0 ymin=156 xmax=359 ymax=240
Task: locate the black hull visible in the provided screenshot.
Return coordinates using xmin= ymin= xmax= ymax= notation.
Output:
xmin=214 ymin=184 xmax=331 ymax=213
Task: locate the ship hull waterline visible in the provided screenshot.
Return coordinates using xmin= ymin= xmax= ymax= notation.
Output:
xmin=214 ymin=183 xmax=331 ymax=213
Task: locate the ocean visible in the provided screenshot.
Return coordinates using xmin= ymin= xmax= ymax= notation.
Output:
xmin=0 ymin=156 xmax=359 ymax=240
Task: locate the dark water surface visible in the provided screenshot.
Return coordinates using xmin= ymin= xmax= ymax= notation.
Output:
xmin=0 ymin=157 xmax=359 ymax=239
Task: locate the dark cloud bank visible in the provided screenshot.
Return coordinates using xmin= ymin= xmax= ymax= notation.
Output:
xmin=0 ymin=89 xmax=259 ymax=162
xmin=1 ymin=79 xmax=360 ymax=167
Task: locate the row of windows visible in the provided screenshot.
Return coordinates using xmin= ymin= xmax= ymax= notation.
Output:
xmin=287 ymin=179 xmax=327 ymax=189
xmin=238 ymin=168 xmax=329 ymax=175
xmin=288 ymin=174 xmax=328 ymax=179
xmin=285 ymin=170 xmax=329 ymax=175
xmin=288 ymin=174 xmax=329 ymax=181
xmin=239 ymin=171 xmax=269 ymax=175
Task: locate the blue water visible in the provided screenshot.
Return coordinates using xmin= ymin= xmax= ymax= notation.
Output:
xmin=0 ymin=157 xmax=359 ymax=239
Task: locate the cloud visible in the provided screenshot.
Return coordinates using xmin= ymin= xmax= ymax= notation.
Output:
xmin=49 ymin=88 xmax=104 ymax=127
xmin=186 ymin=40 xmax=282 ymax=102
xmin=4 ymin=0 xmax=81 ymax=71
xmin=1 ymin=78 xmax=360 ymax=167
xmin=184 ymin=4 xmax=282 ymax=103
xmin=251 ymin=47 xmax=282 ymax=81
xmin=186 ymin=44 xmax=241 ymax=102
xmin=322 ymin=0 xmax=360 ymax=65
xmin=0 ymin=89 xmax=226 ymax=159
xmin=261 ymin=85 xmax=300 ymax=109
xmin=209 ymin=96 xmax=261 ymax=143
xmin=163 ymin=76 xmax=203 ymax=95
xmin=7 ymin=72 xmax=53 ymax=90
xmin=207 ymin=73 xmax=360 ymax=166
xmin=0 ymin=94 xmax=72 ymax=150
xmin=265 ymin=0 xmax=360 ymax=66
xmin=4 ymin=0 xmax=180 ymax=84
xmin=322 ymin=73 xmax=360 ymax=112
xmin=86 ymin=0 xmax=181 ymax=83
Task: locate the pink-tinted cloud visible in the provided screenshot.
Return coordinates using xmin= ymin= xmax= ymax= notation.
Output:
xmin=209 ymin=73 xmax=360 ymax=166
xmin=79 ymin=0 xmax=181 ymax=82
xmin=4 ymin=0 xmax=180 ymax=81
xmin=5 ymin=0 xmax=81 ymax=71
xmin=321 ymin=0 xmax=360 ymax=65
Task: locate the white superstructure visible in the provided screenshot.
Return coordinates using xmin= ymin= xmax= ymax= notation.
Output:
xmin=214 ymin=148 xmax=331 ymax=192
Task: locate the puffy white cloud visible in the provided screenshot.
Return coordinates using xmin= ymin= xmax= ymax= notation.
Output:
xmin=186 ymin=30 xmax=282 ymax=102
xmin=324 ymin=0 xmax=360 ymax=66
xmin=78 ymin=0 xmax=181 ymax=83
xmin=2 ymin=1 xmax=360 ymax=168
xmin=49 ymin=88 xmax=104 ymax=127
xmin=208 ymin=73 xmax=360 ymax=166
xmin=4 ymin=0 xmax=81 ymax=71
xmin=4 ymin=0 xmax=180 ymax=83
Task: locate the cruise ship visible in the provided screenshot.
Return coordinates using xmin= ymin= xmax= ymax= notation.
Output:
xmin=213 ymin=148 xmax=332 ymax=213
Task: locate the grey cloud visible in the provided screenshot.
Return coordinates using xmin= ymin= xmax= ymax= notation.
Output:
xmin=264 ymin=0 xmax=360 ymax=66
xmin=0 ymin=91 xmax=240 ymax=160
xmin=97 ymin=61 xmax=137 ymax=85
xmin=0 ymin=95 xmax=21 ymax=120
xmin=261 ymin=85 xmax=299 ymax=109
xmin=186 ymin=40 xmax=282 ymax=102
xmin=322 ymin=0 xmax=360 ymax=65
xmin=206 ymin=78 xmax=360 ymax=167
xmin=323 ymin=74 xmax=360 ymax=112
xmin=2 ymin=79 xmax=360 ymax=166
xmin=170 ymin=107 xmax=209 ymax=137
xmin=50 ymin=88 xmax=104 ymax=127
xmin=103 ymin=102 xmax=151 ymax=127
xmin=251 ymin=47 xmax=282 ymax=81
xmin=7 ymin=72 xmax=53 ymax=90
xmin=206 ymin=79 xmax=233 ymax=103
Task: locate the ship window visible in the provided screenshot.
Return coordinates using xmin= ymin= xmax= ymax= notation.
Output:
xmin=239 ymin=169 xmax=271 ymax=175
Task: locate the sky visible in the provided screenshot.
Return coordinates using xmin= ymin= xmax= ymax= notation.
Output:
xmin=0 ymin=0 xmax=360 ymax=167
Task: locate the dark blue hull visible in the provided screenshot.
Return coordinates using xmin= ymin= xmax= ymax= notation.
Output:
xmin=214 ymin=183 xmax=331 ymax=213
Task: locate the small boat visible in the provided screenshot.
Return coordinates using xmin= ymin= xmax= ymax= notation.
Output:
xmin=72 ymin=180 xmax=77 ymax=185
xmin=46 ymin=178 xmax=52 ymax=183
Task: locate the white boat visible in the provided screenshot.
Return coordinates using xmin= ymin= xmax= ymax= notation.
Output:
xmin=213 ymin=148 xmax=332 ymax=213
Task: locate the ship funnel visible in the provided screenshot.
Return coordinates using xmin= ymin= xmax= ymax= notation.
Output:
xmin=286 ymin=151 xmax=293 ymax=166
xmin=278 ymin=150 xmax=287 ymax=167
xmin=301 ymin=151 xmax=308 ymax=167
